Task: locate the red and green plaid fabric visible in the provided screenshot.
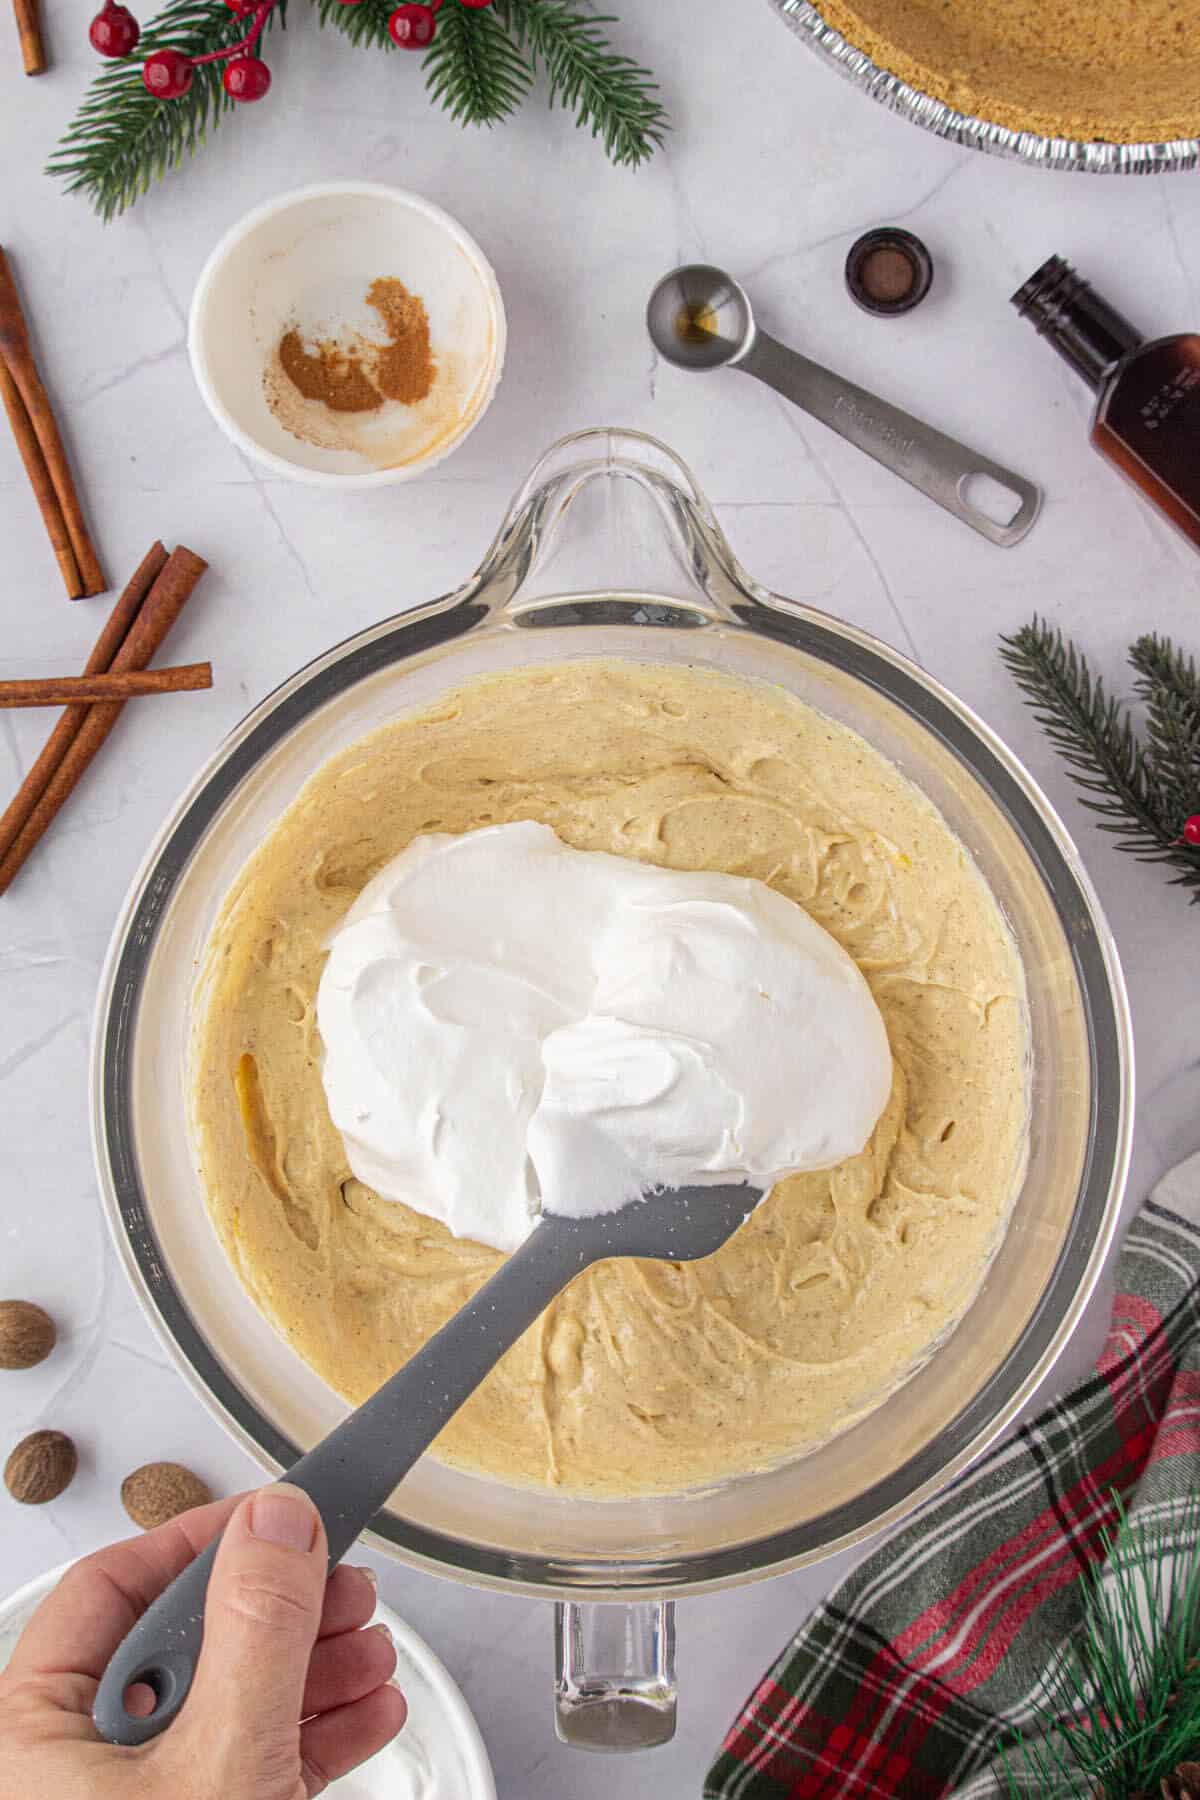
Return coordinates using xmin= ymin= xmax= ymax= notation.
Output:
xmin=705 ymin=1153 xmax=1200 ymax=1800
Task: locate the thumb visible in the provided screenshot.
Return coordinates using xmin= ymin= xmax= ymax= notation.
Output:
xmin=178 ymin=1483 xmax=326 ymax=1794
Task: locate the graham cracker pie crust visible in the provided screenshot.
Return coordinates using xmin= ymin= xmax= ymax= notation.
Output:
xmin=815 ymin=0 xmax=1200 ymax=144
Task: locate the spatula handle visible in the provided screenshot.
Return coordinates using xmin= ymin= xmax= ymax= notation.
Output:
xmin=93 ymin=1220 xmax=587 ymax=1748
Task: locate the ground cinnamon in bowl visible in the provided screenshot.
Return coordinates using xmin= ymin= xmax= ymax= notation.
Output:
xmin=367 ymin=278 xmax=434 ymax=405
xmin=192 ymin=183 xmax=506 ymax=483
xmin=268 ymin=276 xmax=435 ymax=431
xmin=276 ymin=335 xmax=381 ymax=414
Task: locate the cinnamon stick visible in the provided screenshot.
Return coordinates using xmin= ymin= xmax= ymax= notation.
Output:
xmin=0 ymin=664 xmax=212 ymax=707
xmin=0 ymin=545 xmax=207 ymax=894
xmin=0 ymin=360 xmax=80 ymax=595
xmin=0 ymin=543 xmax=166 ymax=870
xmin=0 ymin=248 xmax=104 ymax=596
xmin=12 ymin=0 xmax=45 ymax=74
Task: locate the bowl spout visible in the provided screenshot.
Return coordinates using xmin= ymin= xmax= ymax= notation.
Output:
xmin=472 ymin=427 xmax=764 ymax=627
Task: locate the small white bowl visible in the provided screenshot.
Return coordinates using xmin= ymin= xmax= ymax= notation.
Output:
xmin=188 ymin=182 xmax=506 ymax=488
xmin=0 ymin=1559 xmax=496 ymax=1799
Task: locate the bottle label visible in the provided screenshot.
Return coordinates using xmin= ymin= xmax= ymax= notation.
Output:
xmin=1139 ymin=364 xmax=1200 ymax=433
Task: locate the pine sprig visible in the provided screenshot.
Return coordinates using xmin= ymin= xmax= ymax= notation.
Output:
xmin=49 ymin=0 xmax=664 ymax=220
xmin=1000 ymin=617 xmax=1200 ymax=902
xmin=1132 ymin=632 xmax=1200 ymax=715
xmin=1130 ymin=634 xmax=1200 ymax=823
xmin=423 ymin=1 xmax=532 ymax=126
xmin=309 ymin=0 xmax=393 ymax=51
xmin=1000 ymin=1494 xmax=1200 ymax=1796
xmin=1000 ymin=618 xmax=1164 ymax=838
xmin=497 ymin=0 xmax=668 ymax=166
xmin=46 ymin=0 xmax=287 ymax=223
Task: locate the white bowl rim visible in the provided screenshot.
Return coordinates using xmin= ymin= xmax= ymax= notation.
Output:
xmin=0 ymin=1557 xmax=497 ymax=1800
xmin=187 ymin=179 xmax=507 ymax=491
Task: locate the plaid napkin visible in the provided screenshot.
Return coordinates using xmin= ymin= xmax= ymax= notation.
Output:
xmin=705 ymin=1151 xmax=1200 ymax=1800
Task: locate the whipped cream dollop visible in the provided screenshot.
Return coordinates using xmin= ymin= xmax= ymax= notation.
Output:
xmin=316 ymin=821 xmax=892 ymax=1254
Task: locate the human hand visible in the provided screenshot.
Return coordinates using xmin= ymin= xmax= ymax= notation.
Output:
xmin=0 ymin=1483 xmax=406 ymax=1799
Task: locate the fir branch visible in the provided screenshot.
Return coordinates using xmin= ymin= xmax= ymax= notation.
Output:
xmin=305 ymin=0 xmax=535 ymax=118
xmin=423 ymin=1 xmax=532 ymax=127
xmin=1131 ymin=631 xmax=1200 ymax=715
xmin=51 ymin=0 xmax=665 ymax=219
xmin=46 ymin=0 xmax=287 ymax=223
xmin=1130 ymin=633 xmax=1200 ymax=827
xmin=1000 ymin=616 xmax=1200 ymax=902
xmin=1000 ymin=618 xmax=1164 ymax=833
xmin=497 ymin=0 xmax=667 ymax=166
xmin=309 ymin=0 xmax=393 ymax=51
xmin=1000 ymin=1494 xmax=1200 ymax=1796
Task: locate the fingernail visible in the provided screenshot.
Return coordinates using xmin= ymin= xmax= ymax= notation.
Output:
xmin=249 ymin=1483 xmax=318 ymax=1551
xmin=355 ymin=1564 xmax=378 ymax=1592
xmin=373 ymin=1622 xmax=394 ymax=1647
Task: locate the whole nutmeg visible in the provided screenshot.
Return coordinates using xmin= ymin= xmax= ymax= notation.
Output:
xmin=5 ymin=1429 xmax=77 ymax=1504
xmin=0 ymin=1300 xmax=56 ymax=1370
xmin=121 ymin=1461 xmax=212 ymax=1530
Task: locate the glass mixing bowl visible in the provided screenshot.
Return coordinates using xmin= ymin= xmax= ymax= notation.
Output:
xmin=92 ymin=428 xmax=1132 ymax=1749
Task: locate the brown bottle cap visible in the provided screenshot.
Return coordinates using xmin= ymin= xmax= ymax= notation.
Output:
xmin=845 ymin=228 xmax=933 ymax=316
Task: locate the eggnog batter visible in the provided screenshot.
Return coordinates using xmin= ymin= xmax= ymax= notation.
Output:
xmin=191 ymin=661 xmax=1029 ymax=1496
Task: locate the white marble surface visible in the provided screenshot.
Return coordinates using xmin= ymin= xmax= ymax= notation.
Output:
xmin=2 ymin=1 xmax=1199 ymax=1793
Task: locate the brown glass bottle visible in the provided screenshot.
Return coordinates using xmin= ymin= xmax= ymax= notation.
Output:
xmin=1012 ymin=255 xmax=1200 ymax=551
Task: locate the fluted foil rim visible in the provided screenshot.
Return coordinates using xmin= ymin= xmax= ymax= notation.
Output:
xmin=769 ymin=0 xmax=1200 ymax=174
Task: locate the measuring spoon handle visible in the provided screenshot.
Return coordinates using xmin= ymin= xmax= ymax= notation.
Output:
xmin=740 ymin=331 xmax=1041 ymax=546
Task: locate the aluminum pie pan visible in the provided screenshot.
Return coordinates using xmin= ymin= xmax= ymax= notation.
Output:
xmin=769 ymin=0 xmax=1200 ymax=174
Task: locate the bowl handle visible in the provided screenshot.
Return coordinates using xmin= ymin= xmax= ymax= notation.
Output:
xmin=554 ymin=1598 xmax=677 ymax=1752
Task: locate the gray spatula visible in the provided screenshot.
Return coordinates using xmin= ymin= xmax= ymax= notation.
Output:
xmin=93 ymin=1180 xmax=759 ymax=1747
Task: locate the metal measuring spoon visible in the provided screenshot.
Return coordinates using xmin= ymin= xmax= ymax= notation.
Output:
xmin=647 ymin=264 xmax=1041 ymax=546
xmin=92 ymin=1180 xmax=759 ymax=1747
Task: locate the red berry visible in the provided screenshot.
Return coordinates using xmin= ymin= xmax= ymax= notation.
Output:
xmin=142 ymin=46 xmax=193 ymax=96
xmin=457 ymin=0 xmax=492 ymax=7
xmin=88 ymin=2 xmax=139 ymax=54
xmin=223 ymin=53 xmax=271 ymax=99
xmin=1183 ymin=814 xmax=1200 ymax=847
xmin=387 ymin=2 xmax=435 ymax=47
